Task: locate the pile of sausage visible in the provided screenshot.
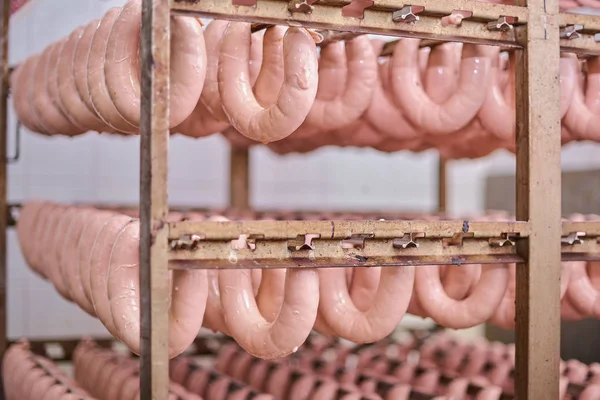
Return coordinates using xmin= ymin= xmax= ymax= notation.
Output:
xmin=3 ymin=340 xmax=95 ymax=399
xmin=15 ymin=200 xmax=600 ymax=362
xmin=11 ymin=0 xmax=206 ymax=136
xmin=11 ymin=0 xmax=600 ymax=160
xmin=179 ymin=333 xmax=600 ymax=399
xmin=72 ymin=340 xmax=201 ymax=399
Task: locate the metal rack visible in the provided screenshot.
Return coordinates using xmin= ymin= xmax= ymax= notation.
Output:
xmin=2 ymin=0 xmax=600 ymax=399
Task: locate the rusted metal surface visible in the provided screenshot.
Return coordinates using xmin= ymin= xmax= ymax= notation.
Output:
xmin=229 ymin=147 xmax=251 ymax=210
xmin=168 ymin=220 xmax=530 ymax=267
xmin=169 ymin=220 xmax=530 ymax=241
xmin=170 ymin=238 xmax=525 ymax=267
xmin=139 ymin=0 xmax=170 ymax=398
xmin=171 ymin=0 xmax=522 ymax=47
xmin=171 ymin=0 xmax=600 ymax=54
xmin=513 ymin=0 xmax=562 ymax=393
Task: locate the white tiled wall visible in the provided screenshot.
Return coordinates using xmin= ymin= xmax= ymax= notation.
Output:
xmin=7 ymin=0 xmax=600 ymax=339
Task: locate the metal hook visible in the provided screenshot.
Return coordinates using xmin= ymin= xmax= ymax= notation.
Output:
xmin=560 ymin=24 xmax=584 ymax=40
xmin=7 ymin=119 xmax=21 ymax=164
xmin=392 ymin=5 xmax=424 ymax=24
xmin=487 ymin=16 xmax=516 ymax=32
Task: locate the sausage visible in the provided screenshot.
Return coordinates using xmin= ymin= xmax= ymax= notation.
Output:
xmin=390 ymin=39 xmax=492 ymax=136
xmin=16 ymin=201 xmax=46 ymax=270
xmin=107 ymin=221 xmax=208 ymax=358
xmin=316 ymin=265 xmax=414 ymax=343
xmin=488 ymin=264 xmax=517 ymax=329
xmin=414 ymin=263 xmax=509 ymax=329
xmin=219 ymin=264 xmax=319 ymax=358
xmin=253 ymin=26 xmax=287 ymax=107
xmin=47 ymin=38 xmax=85 ymax=133
xmin=105 ymin=0 xmax=206 ymax=129
xmin=11 ymin=58 xmax=48 ymax=133
xmin=256 ymin=269 xmax=287 ymax=322
xmin=302 ymin=36 xmax=377 ymax=134
xmin=37 ymin=204 xmax=67 ymax=278
xmin=565 ymin=214 xmax=600 ymax=318
xmin=46 ymin=207 xmax=78 ymax=300
xmin=559 ymin=54 xmax=578 ymax=118
xmin=57 ymin=26 xmax=106 ymax=133
xmin=30 ymin=375 xmax=57 ymax=400
xmin=563 ymin=54 xmax=600 ymax=141
xmin=218 ymin=22 xmax=319 ymax=143
xmin=77 ymin=209 xmax=116 ymax=316
xmin=364 ymin=55 xmax=419 ymax=141
xmin=440 ymin=264 xmax=481 ymax=301
xmin=88 ymin=214 xmax=134 ymax=337
xmin=87 ymin=7 xmax=137 ymax=134
xmin=73 ymin=19 xmax=112 ymax=133
xmin=475 ymin=386 xmax=503 ymax=400
xmin=31 ymin=43 xmax=83 ymax=135
xmin=478 ymin=49 xmax=515 ymax=141
xmin=61 ymin=208 xmax=94 ymax=314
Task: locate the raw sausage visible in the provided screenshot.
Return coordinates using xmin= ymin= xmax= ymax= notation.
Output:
xmin=87 ymin=7 xmax=137 ymax=134
xmin=218 ymin=22 xmax=319 ymax=143
xmin=390 ymin=39 xmax=491 ymax=135
xmin=105 ymin=0 xmax=207 ymax=129
xmin=107 ymin=221 xmax=208 ymax=358
xmin=219 ymin=266 xmax=319 ymax=359
xmin=317 ymin=265 xmax=415 ymax=343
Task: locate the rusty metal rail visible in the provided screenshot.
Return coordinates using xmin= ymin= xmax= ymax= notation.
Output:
xmin=171 ymin=0 xmax=600 ymax=55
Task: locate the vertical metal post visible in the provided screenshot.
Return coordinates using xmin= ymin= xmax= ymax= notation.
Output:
xmin=229 ymin=146 xmax=250 ymax=210
xmin=513 ymin=0 xmax=562 ymax=396
xmin=0 ymin=0 xmax=7 ymax=398
xmin=437 ymin=155 xmax=447 ymax=214
xmin=139 ymin=0 xmax=170 ymax=399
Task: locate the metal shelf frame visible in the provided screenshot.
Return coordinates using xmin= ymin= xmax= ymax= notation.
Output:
xmin=3 ymin=0 xmax=600 ymax=398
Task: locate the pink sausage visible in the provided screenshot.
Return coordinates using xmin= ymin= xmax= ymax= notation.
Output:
xmin=478 ymin=49 xmax=515 ymax=141
xmin=57 ymin=26 xmax=106 ymax=133
xmin=29 ymin=375 xmax=57 ymax=400
xmin=108 ymin=221 xmax=208 ymax=357
xmin=87 ymin=7 xmax=137 ymax=134
xmin=218 ymin=22 xmax=319 ymax=143
xmin=253 ymin=26 xmax=287 ymax=107
xmin=46 ymin=206 xmax=78 ymax=300
xmin=88 ymin=214 xmax=134 ymax=337
xmin=414 ymin=263 xmax=509 ymax=329
xmin=77 ymin=210 xmax=116 ymax=316
xmin=559 ymin=54 xmax=578 ymax=118
xmin=565 ymin=215 xmax=600 ymax=318
xmin=256 ymin=269 xmax=287 ymax=322
xmin=488 ymin=264 xmax=517 ymax=329
xmin=105 ymin=0 xmax=206 ymax=128
xmin=440 ymin=264 xmax=481 ymax=301
xmin=60 ymin=208 xmax=93 ymax=312
xmin=31 ymin=44 xmax=82 ymax=135
xmin=11 ymin=58 xmax=47 ymax=133
xmin=303 ymin=36 xmax=377 ymax=133
xmin=475 ymin=386 xmax=503 ymax=400
xmin=563 ymin=55 xmax=600 ymax=141
xmin=37 ymin=205 xmax=68 ymax=278
xmin=47 ymin=38 xmax=85 ymax=133
xmin=73 ymin=19 xmax=112 ymax=133
xmin=390 ymin=39 xmax=491 ymax=135
xmin=16 ymin=201 xmax=47 ymax=270
xmin=219 ymin=266 xmax=319 ymax=358
xmin=364 ymin=55 xmax=419 ymax=141
xmin=316 ymin=265 xmax=414 ymax=343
